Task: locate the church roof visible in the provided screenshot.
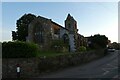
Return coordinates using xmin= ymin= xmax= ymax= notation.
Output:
xmin=51 ymin=21 xmax=68 ymax=30
xmin=35 ymin=15 xmax=69 ymax=31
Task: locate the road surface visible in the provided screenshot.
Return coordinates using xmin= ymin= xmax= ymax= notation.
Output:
xmin=39 ymin=50 xmax=119 ymax=78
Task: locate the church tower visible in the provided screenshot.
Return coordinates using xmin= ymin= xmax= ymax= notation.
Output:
xmin=65 ymin=14 xmax=78 ymax=52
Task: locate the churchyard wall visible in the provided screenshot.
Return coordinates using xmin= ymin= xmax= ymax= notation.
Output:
xmin=2 ymin=49 xmax=105 ymax=78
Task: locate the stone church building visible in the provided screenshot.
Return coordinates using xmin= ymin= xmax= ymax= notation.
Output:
xmin=27 ymin=14 xmax=87 ymax=52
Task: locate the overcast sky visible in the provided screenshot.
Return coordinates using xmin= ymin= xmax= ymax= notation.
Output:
xmin=1 ymin=2 xmax=118 ymax=42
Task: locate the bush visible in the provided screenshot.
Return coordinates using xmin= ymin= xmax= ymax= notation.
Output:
xmin=51 ymin=40 xmax=69 ymax=53
xmin=78 ymin=46 xmax=86 ymax=52
xmin=2 ymin=41 xmax=39 ymax=58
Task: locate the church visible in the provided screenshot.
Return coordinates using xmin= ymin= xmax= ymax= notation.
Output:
xmin=26 ymin=14 xmax=87 ymax=52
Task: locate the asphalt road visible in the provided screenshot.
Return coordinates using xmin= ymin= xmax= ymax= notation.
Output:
xmin=39 ymin=50 xmax=119 ymax=78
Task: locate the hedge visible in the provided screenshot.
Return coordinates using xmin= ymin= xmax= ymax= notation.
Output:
xmin=2 ymin=41 xmax=39 ymax=58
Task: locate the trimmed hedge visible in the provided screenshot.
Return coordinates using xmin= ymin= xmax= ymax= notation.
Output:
xmin=2 ymin=41 xmax=39 ymax=58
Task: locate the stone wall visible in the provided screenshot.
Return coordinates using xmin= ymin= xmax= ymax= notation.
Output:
xmin=2 ymin=49 xmax=105 ymax=78
xmin=2 ymin=58 xmax=39 ymax=78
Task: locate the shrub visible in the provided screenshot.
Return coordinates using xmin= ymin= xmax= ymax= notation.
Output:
xmin=78 ymin=46 xmax=87 ymax=52
xmin=2 ymin=41 xmax=39 ymax=58
xmin=51 ymin=40 xmax=69 ymax=53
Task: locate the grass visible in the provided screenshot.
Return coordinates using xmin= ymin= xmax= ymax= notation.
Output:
xmin=37 ymin=51 xmax=69 ymax=57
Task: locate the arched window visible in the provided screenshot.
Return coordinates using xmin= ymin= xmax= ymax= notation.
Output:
xmin=62 ymin=34 xmax=69 ymax=44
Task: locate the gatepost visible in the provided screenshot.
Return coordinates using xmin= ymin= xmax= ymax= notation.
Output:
xmin=16 ymin=64 xmax=20 ymax=78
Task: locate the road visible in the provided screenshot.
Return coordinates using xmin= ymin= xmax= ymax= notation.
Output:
xmin=39 ymin=50 xmax=119 ymax=78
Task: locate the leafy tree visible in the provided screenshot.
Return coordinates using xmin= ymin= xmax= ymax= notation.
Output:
xmin=88 ymin=34 xmax=108 ymax=49
xmin=12 ymin=31 xmax=17 ymax=41
xmin=12 ymin=13 xmax=36 ymax=41
xmin=111 ymin=42 xmax=119 ymax=50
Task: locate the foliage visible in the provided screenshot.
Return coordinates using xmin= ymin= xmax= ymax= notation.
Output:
xmin=51 ymin=40 xmax=69 ymax=53
xmin=111 ymin=42 xmax=120 ymax=50
xmin=2 ymin=41 xmax=39 ymax=58
xmin=12 ymin=31 xmax=17 ymax=41
xmin=88 ymin=34 xmax=108 ymax=49
xmin=12 ymin=13 xmax=36 ymax=41
xmin=78 ymin=46 xmax=86 ymax=52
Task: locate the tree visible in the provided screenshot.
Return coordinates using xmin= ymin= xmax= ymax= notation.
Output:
xmin=88 ymin=34 xmax=108 ymax=49
xmin=12 ymin=13 xmax=36 ymax=41
xmin=111 ymin=42 xmax=119 ymax=50
xmin=12 ymin=31 xmax=17 ymax=41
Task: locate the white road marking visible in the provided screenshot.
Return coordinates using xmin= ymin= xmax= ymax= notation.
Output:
xmin=102 ymin=63 xmax=118 ymax=76
xmin=113 ymin=75 xmax=118 ymax=78
xmin=103 ymin=70 xmax=109 ymax=75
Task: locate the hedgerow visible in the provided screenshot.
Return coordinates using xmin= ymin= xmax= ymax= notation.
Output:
xmin=2 ymin=41 xmax=39 ymax=58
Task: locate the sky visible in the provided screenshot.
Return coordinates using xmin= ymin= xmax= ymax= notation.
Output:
xmin=1 ymin=2 xmax=118 ymax=43
xmin=1 ymin=0 xmax=119 ymax=2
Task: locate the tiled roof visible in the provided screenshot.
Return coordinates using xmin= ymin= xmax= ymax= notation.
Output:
xmin=51 ymin=21 xmax=68 ymax=30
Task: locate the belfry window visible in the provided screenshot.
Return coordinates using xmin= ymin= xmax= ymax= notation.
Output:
xmin=68 ymin=23 xmax=71 ymax=29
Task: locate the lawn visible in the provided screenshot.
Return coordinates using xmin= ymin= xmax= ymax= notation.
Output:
xmin=37 ymin=51 xmax=69 ymax=57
